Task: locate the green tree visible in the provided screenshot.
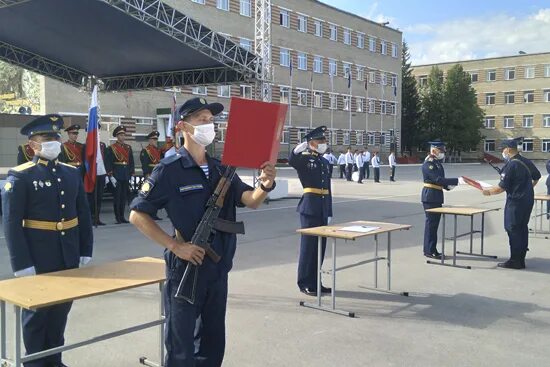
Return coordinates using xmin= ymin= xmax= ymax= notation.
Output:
xmin=443 ymin=64 xmax=484 ymax=152
xmin=418 ymin=66 xmax=446 ymax=144
xmin=400 ymin=41 xmax=422 ymax=153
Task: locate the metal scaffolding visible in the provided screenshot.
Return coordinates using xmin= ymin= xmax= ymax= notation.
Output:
xmin=254 ymin=0 xmax=273 ymax=101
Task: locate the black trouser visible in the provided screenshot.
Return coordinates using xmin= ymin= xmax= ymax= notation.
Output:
xmin=365 ymin=163 xmax=370 ymax=179
xmin=358 ymin=165 xmax=365 ymax=183
xmin=373 ymin=167 xmax=380 ymax=182
xmin=345 ymin=164 xmax=353 ymax=181
xmin=423 ymin=202 xmax=442 ymax=255
xmin=87 ymin=174 xmax=106 ymax=223
xmin=504 ymin=200 xmax=533 ymax=261
xmin=328 ymin=165 xmax=334 ymax=178
xmin=339 ymin=164 xmax=346 ymax=178
xmin=390 ymin=166 xmax=396 ymax=181
xmin=113 ymin=178 xmax=130 ymax=221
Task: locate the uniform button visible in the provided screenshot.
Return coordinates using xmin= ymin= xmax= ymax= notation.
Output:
xmin=61 ymin=218 xmax=65 ymax=222
xmin=52 ymin=168 xmax=56 ymax=172
xmin=61 ymin=231 xmax=65 ymax=236
xmin=61 ymin=191 xmax=65 ymax=195
xmin=61 ymin=204 xmax=65 ymax=209
xmin=58 ymin=178 xmax=61 ymax=182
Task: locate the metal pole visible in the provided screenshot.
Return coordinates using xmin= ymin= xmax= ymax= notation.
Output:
xmin=14 ymin=306 xmax=21 ymax=367
xmin=317 ymin=236 xmax=322 ymax=307
xmin=453 ymin=215 xmax=458 ymax=266
xmin=470 ymin=215 xmax=474 ymax=254
xmin=387 ymin=232 xmax=391 ymax=291
xmin=481 ymin=213 xmax=485 ymax=255
xmin=441 ymin=214 xmax=446 ymax=264
xmin=374 ymin=234 xmax=378 ymax=288
xmin=0 ymin=301 xmax=5 ymax=360
xmin=331 ymin=238 xmax=336 ymax=310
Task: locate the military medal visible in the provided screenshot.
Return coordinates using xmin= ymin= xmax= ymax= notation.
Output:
xmin=45 ymin=180 xmax=52 ymax=187
xmin=39 ymin=180 xmax=44 ymax=188
xmin=33 ymin=180 xmax=38 ymax=191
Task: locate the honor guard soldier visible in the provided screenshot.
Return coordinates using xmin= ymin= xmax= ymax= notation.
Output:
xmin=129 ymin=97 xmax=276 ymax=366
xmin=482 ymin=138 xmax=540 ymax=269
xmin=105 ymin=125 xmax=135 ymax=224
xmin=59 ymin=124 xmax=85 ymax=176
xmin=140 ymin=131 xmax=162 ymax=177
xmin=421 ymin=141 xmax=461 ymax=259
xmin=17 ymin=142 xmax=35 ymax=164
xmin=87 ymin=139 xmax=108 ymax=226
xmin=1 ymin=114 xmax=93 ymax=367
xmin=289 ymin=126 xmax=333 ymax=296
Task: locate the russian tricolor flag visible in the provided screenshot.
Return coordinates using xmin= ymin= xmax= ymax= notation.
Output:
xmin=84 ymin=85 xmax=103 ymax=193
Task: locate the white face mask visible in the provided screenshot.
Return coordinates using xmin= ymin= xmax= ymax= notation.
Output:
xmin=190 ymin=123 xmax=215 ymax=146
xmin=39 ymin=141 xmax=62 ymax=160
xmin=316 ymin=143 xmax=328 ymax=154
xmin=436 ymin=152 xmax=445 ymax=160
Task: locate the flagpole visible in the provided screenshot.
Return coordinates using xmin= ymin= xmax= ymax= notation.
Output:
xmin=393 ymin=82 xmax=398 ymax=151
xmin=380 ymin=73 xmax=384 ymax=151
xmin=93 ymin=85 xmax=98 ymax=228
xmin=365 ymin=72 xmax=369 ymax=145
xmin=330 ymin=73 xmax=334 ymax=131
xmin=289 ymin=58 xmax=293 ymax=127
xmin=348 ymin=72 xmax=352 ymax=137
xmin=310 ymin=71 xmax=314 ymax=129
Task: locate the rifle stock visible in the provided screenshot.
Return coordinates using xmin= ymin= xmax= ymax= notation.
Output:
xmin=484 ymin=158 xmax=502 ymax=174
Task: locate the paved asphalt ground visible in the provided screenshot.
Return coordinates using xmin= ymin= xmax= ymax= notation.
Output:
xmin=1 ymin=162 xmax=549 ymax=366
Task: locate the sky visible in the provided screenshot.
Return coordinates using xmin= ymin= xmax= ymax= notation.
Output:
xmin=320 ymin=0 xmax=550 ymax=65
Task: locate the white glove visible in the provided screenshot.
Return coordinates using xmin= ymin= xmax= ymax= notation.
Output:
xmin=458 ymin=177 xmax=466 ymax=185
xmin=80 ymin=256 xmax=92 ymax=266
xmin=327 ymin=217 xmax=333 ymax=224
xmin=109 ymin=176 xmax=117 ymax=187
xmin=447 ymin=185 xmax=456 ymax=191
xmin=293 ymin=142 xmax=308 ymax=154
xmin=105 ymin=176 xmax=110 ymax=186
xmin=14 ymin=266 xmax=36 ymax=277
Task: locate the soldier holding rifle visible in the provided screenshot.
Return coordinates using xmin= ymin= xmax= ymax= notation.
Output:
xmin=129 ymin=97 xmax=276 ymax=367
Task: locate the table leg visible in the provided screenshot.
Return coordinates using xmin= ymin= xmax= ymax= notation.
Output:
xmin=317 ymin=236 xmax=322 ymax=307
xmin=374 ymin=234 xmax=379 ymax=289
xmin=453 ymin=215 xmax=457 ymax=266
xmin=331 ymin=238 xmax=336 ymax=310
xmin=387 ymin=232 xmax=391 ymax=291
xmin=1 ymin=301 xmax=5 ymax=362
xmin=441 ymin=214 xmax=446 ymax=264
xmin=14 ymin=306 xmax=21 ymax=367
xmin=481 ymin=213 xmax=485 ymax=255
xmin=469 ymin=215 xmax=474 ymax=254
xmin=159 ymin=282 xmax=165 ymax=367
xmin=534 ymin=200 xmax=538 ymax=237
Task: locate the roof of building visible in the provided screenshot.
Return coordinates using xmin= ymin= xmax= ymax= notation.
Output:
xmin=412 ymin=51 xmax=550 ymax=69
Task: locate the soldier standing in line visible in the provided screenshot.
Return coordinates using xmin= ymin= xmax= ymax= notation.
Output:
xmin=59 ymin=124 xmax=85 ymax=177
xmin=140 ymin=130 xmax=163 ymax=220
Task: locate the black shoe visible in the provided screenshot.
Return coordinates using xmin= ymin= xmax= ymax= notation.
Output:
xmin=120 ymin=218 xmax=130 ymax=224
xmin=497 ymin=260 xmax=525 ymax=269
xmin=424 ymin=252 xmax=443 ymax=260
xmin=299 ymin=287 xmax=317 ymax=296
xmin=321 ymin=285 xmax=332 ymax=294
xmin=94 ymin=221 xmax=106 ymax=226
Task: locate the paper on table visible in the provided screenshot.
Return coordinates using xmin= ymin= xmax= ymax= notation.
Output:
xmin=339 ymin=225 xmax=380 ymax=233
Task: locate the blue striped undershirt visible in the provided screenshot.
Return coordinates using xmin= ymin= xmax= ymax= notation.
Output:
xmin=200 ymin=164 xmax=209 ymax=178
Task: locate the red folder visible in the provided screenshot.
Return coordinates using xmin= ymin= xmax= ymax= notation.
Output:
xmin=222 ymin=97 xmax=288 ymax=169
xmin=462 ymin=176 xmax=483 ymax=191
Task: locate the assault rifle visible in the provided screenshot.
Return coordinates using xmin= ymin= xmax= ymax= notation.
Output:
xmin=174 ymin=166 xmax=245 ymax=304
xmin=484 ymin=158 xmax=502 ymax=175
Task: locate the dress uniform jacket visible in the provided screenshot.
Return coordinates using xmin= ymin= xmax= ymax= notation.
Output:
xmin=1 ymin=156 xmax=94 ymax=273
xmin=105 ymin=141 xmax=135 ymax=180
xmin=421 ymin=155 xmax=459 ymax=204
xmin=140 ymin=144 xmax=162 ymax=177
xmin=17 ymin=143 xmax=35 ymax=164
xmin=59 ymin=141 xmax=85 ymax=176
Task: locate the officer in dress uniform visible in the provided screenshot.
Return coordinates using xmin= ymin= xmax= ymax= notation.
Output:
xmin=1 ymin=114 xmax=93 ymax=367
xmin=58 ymin=124 xmax=85 ymax=177
xmin=289 ymin=126 xmax=333 ymax=296
xmin=481 ymin=138 xmax=540 ymax=269
xmin=17 ymin=142 xmax=35 ymax=164
xmin=140 ymin=131 xmax=162 ymax=220
xmin=421 ymin=141 xmax=460 ymax=259
xmin=104 ymin=125 xmax=135 ymax=224
xmin=129 ymin=97 xmax=276 ymax=366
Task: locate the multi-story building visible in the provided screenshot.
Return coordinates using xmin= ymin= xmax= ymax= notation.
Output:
xmin=412 ymin=52 xmax=550 ymax=160
xmin=0 ymin=0 xmax=402 ymax=167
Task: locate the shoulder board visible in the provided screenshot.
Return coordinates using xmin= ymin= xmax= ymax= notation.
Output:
xmin=301 ymin=152 xmax=312 ymax=156
xmin=58 ymin=162 xmax=77 ymax=169
xmin=160 ymin=154 xmax=182 ymax=165
xmin=11 ymin=161 xmax=36 ymax=172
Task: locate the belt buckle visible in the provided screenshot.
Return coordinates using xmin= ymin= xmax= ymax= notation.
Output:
xmin=56 ymin=222 xmax=64 ymax=231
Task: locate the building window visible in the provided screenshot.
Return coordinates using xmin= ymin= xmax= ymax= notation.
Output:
xmin=484 ymin=140 xmax=495 ymax=152
xmin=390 ymin=102 xmax=397 ymax=115
xmin=356 ymin=97 xmax=364 ymax=112
xmin=343 ymin=130 xmax=350 ymax=145
xmin=381 ymin=101 xmax=387 ymax=114
xmin=280 ymin=87 xmax=290 ymax=104
xmin=544 ymin=115 xmax=550 ymax=127
xmin=357 ymin=33 xmax=364 ymax=48
xmin=522 ymin=139 xmax=533 ymax=152
xmin=391 ymin=74 xmax=397 ymax=87
xmin=504 ymin=116 xmax=514 ymax=128
xmin=369 ymin=37 xmax=376 ymax=52
xmin=356 ymin=131 xmax=364 ymax=145
xmin=297 ymin=52 xmax=307 ymax=70
xmin=419 ymin=76 xmax=428 ymax=87
xmin=470 ymin=72 xmax=479 ymax=82
xmin=343 ymin=28 xmax=351 ymax=45
xmin=544 ymin=89 xmax=550 ymax=102
xmin=523 ymin=90 xmax=534 ymax=103
xmin=330 ymin=130 xmax=338 ymax=145
xmin=329 ymin=59 xmax=337 ymax=76
xmin=192 ymin=86 xmax=207 ymax=95
xmin=487 ymin=70 xmax=496 ymax=81
xmin=217 ymin=85 xmax=230 ymax=98
xmin=525 ymin=66 xmax=535 ymax=79
xmin=343 ymin=63 xmax=351 ymax=78
xmin=504 ymin=92 xmax=515 ymax=104
xmin=297 ymin=128 xmax=308 ymax=141
xmin=505 ymin=68 xmax=515 ymax=80
xmin=297 ymin=89 xmax=308 ymax=106
xmin=329 ymin=24 xmax=337 ymax=41
xmin=543 ymin=139 xmax=550 ymax=152
xmin=280 ymin=10 xmax=289 ymax=27
xmin=381 ymin=72 xmax=387 ymax=85
xmin=239 ymin=38 xmax=252 ymax=52
xmin=357 ymin=66 xmax=364 ymax=81
xmin=280 ymin=48 xmax=290 ymax=67
xmin=545 ymin=65 xmax=550 ymax=77
xmin=391 ymin=43 xmax=398 ymax=58
xmin=240 ymin=85 xmax=252 ymax=99
xmin=367 ymin=133 xmax=375 ymax=145
xmin=523 ymin=115 xmax=534 ymax=128
xmin=329 ymin=93 xmax=337 ymax=109
xmin=313 ymin=56 xmax=323 ymax=73
xmin=485 ymin=93 xmax=495 ymax=105
xmin=217 ymin=0 xmax=229 ymax=11
xmin=485 ymin=116 xmax=495 ymax=129
xmin=240 ymin=0 xmax=251 ymax=16
xmin=343 ymin=95 xmax=350 ymax=111
xmin=314 ymin=91 xmax=322 ymax=108
xmin=369 ymin=71 xmax=376 ymax=83
xmin=381 ymin=41 xmax=387 ymax=55
xmin=297 ymin=15 xmax=307 ymax=32
xmin=192 ymin=0 xmax=205 ymax=4
xmin=314 ymin=20 xmax=322 ymax=37
xmin=368 ymin=99 xmax=375 ymax=113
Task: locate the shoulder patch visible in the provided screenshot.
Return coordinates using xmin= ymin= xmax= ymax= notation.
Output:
xmin=11 ymin=162 xmax=36 ymax=172
xmin=58 ymin=162 xmax=77 ymax=169
xmin=3 ymin=181 xmax=12 ymax=192
xmin=139 ymin=178 xmax=155 ymax=197
xmin=429 ymin=165 xmax=434 ymax=170
xmin=160 ymin=154 xmax=182 ymax=166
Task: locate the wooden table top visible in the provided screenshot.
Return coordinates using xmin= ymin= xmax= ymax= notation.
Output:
xmin=0 ymin=257 xmax=165 ymax=310
xmin=425 ymin=207 xmax=500 ymax=216
xmin=296 ymin=221 xmax=411 ymax=240
xmin=534 ymin=195 xmax=550 ymax=201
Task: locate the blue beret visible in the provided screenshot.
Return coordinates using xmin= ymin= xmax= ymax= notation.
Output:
xmin=20 ymin=114 xmax=64 ymax=137
xmin=304 ymin=126 xmax=328 ymax=141
xmin=177 ymin=97 xmax=224 ymax=120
